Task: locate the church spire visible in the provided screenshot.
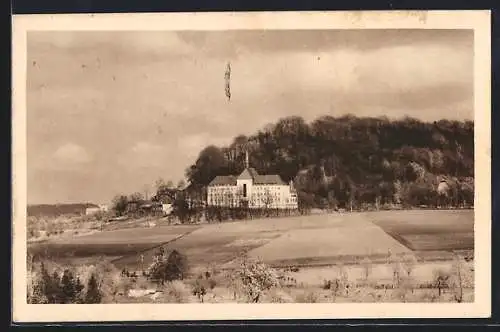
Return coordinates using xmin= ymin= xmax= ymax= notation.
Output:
xmin=245 ymin=150 xmax=249 ymax=169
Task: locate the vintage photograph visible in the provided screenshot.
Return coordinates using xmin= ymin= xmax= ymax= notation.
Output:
xmin=12 ymin=11 xmax=491 ymax=321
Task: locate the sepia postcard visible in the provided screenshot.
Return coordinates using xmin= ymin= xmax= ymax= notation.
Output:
xmin=12 ymin=10 xmax=491 ymax=322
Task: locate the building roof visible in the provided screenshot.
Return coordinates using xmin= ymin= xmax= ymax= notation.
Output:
xmin=248 ymin=168 xmax=259 ymax=178
xmin=238 ymin=168 xmax=255 ymax=180
xmin=208 ymin=168 xmax=286 ymax=186
xmin=209 ymin=175 xmax=237 ymax=186
xmin=254 ymin=174 xmax=286 ymax=185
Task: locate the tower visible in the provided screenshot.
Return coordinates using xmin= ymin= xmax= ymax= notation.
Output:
xmin=245 ymin=150 xmax=249 ymax=169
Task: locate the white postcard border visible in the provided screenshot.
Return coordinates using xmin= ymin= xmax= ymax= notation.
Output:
xmin=12 ymin=10 xmax=491 ymax=322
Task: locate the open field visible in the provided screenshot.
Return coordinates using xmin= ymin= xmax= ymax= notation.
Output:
xmin=244 ymin=217 xmax=412 ymax=266
xmin=28 ymin=209 xmax=474 ymax=273
xmin=369 ymin=209 xmax=474 ymax=251
xmin=28 ymin=225 xmax=199 ymax=262
xmin=27 ymin=209 xmax=474 ymax=303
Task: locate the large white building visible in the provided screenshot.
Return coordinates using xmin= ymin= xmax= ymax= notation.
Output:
xmin=207 ymin=153 xmax=298 ymax=209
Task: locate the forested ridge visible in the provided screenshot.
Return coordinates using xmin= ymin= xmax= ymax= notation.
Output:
xmin=185 ymin=115 xmax=474 ymax=211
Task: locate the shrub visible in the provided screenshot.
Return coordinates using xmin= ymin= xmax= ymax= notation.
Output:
xmin=234 ymin=255 xmax=279 ymax=303
xmin=268 ymin=289 xmax=294 ymax=303
xmin=393 ymin=276 xmax=415 ymax=302
xmin=433 ymin=267 xmax=451 ymax=297
xmin=323 ymin=279 xmax=332 ymax=290
xmin=335 ymin=263 xmax=350 ymax=296
xmin=226 ymin=270 xmax=245 ymax=301
xmin=207 ymin=278 xmax=217 ymax=290
xmin=294 ymin=290 xmax=319 ymax=303
xmin=330 ymin=278 xmax=342 ymax=296
xmin=401 ymin=254 xmax=418 ymax=277
xmin=132 ymin=276 xmax=150 ymax=290
xmin=147 ymin=249 xmax=189 ymax=285
xmin=394 ymin=254 xmax=418 ymax=297
xmin=415 ymin=290 xmax=439 ymax=303
xmin=164 ymin=280 xmax=190 ymax=303
xmin=27 ymin=223 xmax=41 ymax=239
xmin=275 ymin=269 xmax=294 ymax=288
xmin=101 ymin=271 xmax=131 ymax=303
xmin=189 ymin=275 xmax=217 ymax=303
xmin=192 ymin=278 xmax=207 ymax=303
xmin=206 ymin=263 xmax=220 ymax=277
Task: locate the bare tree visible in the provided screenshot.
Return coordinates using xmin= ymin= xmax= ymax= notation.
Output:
xmin=451 ymin=254 xmax=468 ymax=303
xmin=402 ymin=253 xmax=418 ymax=278
xmin=155 ymin=178 xmax=166 ymax=191
xmin=360 ymin=257 xmax=372 ymax=281
xmin=401 ymin=253 xmax=418 ymax=294
xmin=388 ymin=253 xmax=403 ymax=288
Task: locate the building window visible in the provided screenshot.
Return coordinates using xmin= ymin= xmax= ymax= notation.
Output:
xmin=243 ymin=183 xmax=247 ymax=197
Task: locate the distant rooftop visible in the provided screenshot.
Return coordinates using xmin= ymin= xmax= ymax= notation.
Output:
xmin=209 ymin=168 xmax=286 ymax=186
xmin=254 ymin=174 xmax=286 ymax=185
xmin=209 ymin=175 xmax=238 ymax=186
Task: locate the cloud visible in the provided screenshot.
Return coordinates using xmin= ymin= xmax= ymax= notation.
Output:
xmin=28 ymin=31 xmax=196 ymax=62
xmin=223 ymin=43 xmax=472 ymax=119
xmin=235 ymin=43 xmax=471 ymax=96
xmin=53 ymin=142 xmax=91 ymax=165
xmin=28 ymin=143 xmax=92 ymax=173
xmin=176 ymin=29 xmax=473 ymax=58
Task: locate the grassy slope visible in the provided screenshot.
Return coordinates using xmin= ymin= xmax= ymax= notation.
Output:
xmin=29 ymin=210 xmax=474 ymax=271
xmin=28 ymin=225 xmax=199 ymax=262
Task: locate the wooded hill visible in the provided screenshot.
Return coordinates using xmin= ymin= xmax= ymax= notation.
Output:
xmin=185 ymin=115 xmax=474 ymax=211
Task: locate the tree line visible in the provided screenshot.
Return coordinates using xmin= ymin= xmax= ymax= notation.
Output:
xmin=184 ymin=115 xmax=474 ymax=211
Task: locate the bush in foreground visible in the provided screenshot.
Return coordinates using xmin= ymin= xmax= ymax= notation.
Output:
xmin=147 ymin=249 xmax=189 ymax=285
xmin=294 ymin=290 xmax=320 ymax=303
xmin=233 ymin=255 xmax=279 ymax=303
xmin=267 ymin=288 xmax=294 ymax=303
xmin=163 ymin=280 xmax=191 ymax=303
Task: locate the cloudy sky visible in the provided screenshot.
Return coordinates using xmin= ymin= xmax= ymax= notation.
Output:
xmin=27 ymin=29 xmax=473 ymax=204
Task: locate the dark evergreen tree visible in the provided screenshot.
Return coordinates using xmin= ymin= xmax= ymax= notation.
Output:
xmin=84 ymin=273 xmax=102 ymax=304
xmin=165 ymin=249 xmax=189 ymax=281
